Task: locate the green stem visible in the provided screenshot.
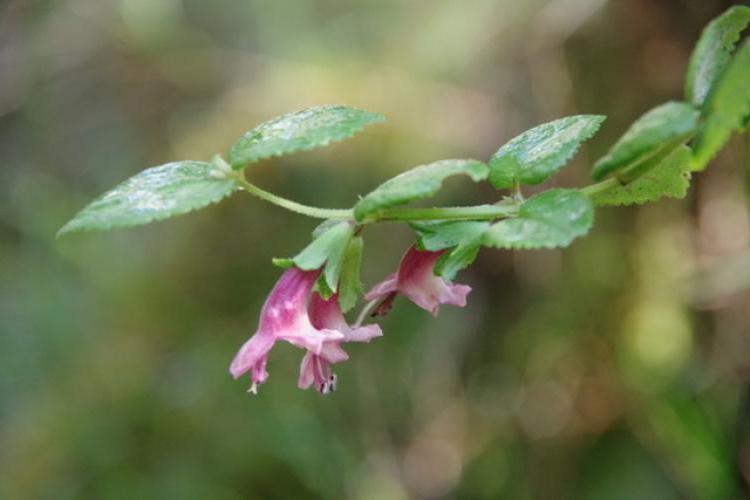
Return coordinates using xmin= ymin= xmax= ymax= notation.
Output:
xmin=234 ymin=174 xmax=519 ymax=222
xmin=374 ymin=203 xmax=518 ymax=222
xmin=354 ymin=298 xmax=380 ymax=327
xmin=234 ymin=176 xmax=352 ymax=220
xmin=579 ymin=177 xmax=619 ymax=198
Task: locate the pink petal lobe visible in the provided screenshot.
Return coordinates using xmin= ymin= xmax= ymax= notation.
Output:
xmin=320 ymin=342 xmax=349 ymax=363
xmin=345 ymin=324 xmax=383 ymax=343
xmin=364 ymin=273 xmax=398 ymax=301
xmin=297 ymin=352 xmax=336 ymax=393
xmin=229 ymin=332 xmax=275 ymax=380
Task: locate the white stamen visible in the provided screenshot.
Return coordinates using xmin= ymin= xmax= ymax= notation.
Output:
xmin=319 ymin=373 xmax=338 ymax=395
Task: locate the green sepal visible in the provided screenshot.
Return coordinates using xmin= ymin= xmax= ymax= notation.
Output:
xmin=591 ymin=102 xmax=699 ymax=180
xmin=228 ymin=105 xmax=384 ymax=169
xmin=316 ymin=273 xmax=336 ymax=300
xmin=489 ymin=115 xmax=605 ymax=189
xmin=483 ymin=189 xmax=594 ymax=249
xmin=337 ymin=236 xmax=364 ymax=313
xmin=271 ymin=257 xmax=295 ymax=268
xmin=354 ymin=159 xmax=489 ymax=221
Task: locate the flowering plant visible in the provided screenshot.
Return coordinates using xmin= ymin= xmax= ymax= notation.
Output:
xmin=58 ymin=7 xmax=750 ymax=394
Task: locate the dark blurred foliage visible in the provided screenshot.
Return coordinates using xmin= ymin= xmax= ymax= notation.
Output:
xmin=1 ymin=0 xmax=750 ymax=498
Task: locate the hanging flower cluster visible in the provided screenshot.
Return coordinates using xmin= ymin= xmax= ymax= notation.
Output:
xmin=230 ymin=246 xmax=470 ymax=394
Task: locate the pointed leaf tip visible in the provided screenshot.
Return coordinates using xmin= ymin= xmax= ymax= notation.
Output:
xmin=685 ymin=5 xmax=750 ymax=107
xmin=57 ymin=161 xmax=239 ymax=236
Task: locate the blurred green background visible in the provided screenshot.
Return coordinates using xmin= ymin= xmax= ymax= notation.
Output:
xmin=2 ymin=0 xmax=750 ymax=498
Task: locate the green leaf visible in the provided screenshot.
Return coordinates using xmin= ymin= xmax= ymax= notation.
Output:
xmin=483 ymin=189 xmax=594 ymax=249
xmin=353 ymin=159 xmax=489 ymax=221
xmin=272 ymin=257 xmax=295 ymax=268
xmin=413 ymin=220 xmax=490 ymax=251
xmin=337 ymin=236 xmax=364 ymax=313
xmin=692 ymin=41 xmax=750 ymax=171
xmin=590 ymin=145 xmax=692 ymax=206
xmin=228 ymin=105 xmax=385 ymax=168
xmin=413 ymin=221 xmax=490 ymax=280
xmin=489 ymin=115 xmax=605 ymax=189
xmin=312 ymin=218 xmax=344 ymax=238
xmin=685 ymin=5 xmax=750 ymax=107
xmin=316 ymin=273 xmax=336 ymax=300
xmin=57 ymin=161 xmax=238 ymax=236
xmin=293 ymin=221 xmax=354 ymax=292
xmin=434 ymin=243 xmax=482 ymax=282
xmin=591 ymin=102 xmax=699 ymax=180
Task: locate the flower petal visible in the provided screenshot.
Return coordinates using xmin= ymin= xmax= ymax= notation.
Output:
xmin=229 ymin=332 xmax=275 ymax=380
xmin=345 ymin=324 xmax=383 ymax=343
xmin=380 ymin=245 xmax=472 ymax=316
xmin=278 ymin=325 xmax=345 ymax=354
xmin=364 ymin=272 xmax=398 ymax=301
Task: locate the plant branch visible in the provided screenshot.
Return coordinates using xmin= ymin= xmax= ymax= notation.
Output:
xmin=373 ymin=203 xmax=519 ymax=222
xmin=579 ymin=177 xmax=620 ymax=198
xmin=234 ymin=172 xmax=520 ymax=223
xmin=234 ymin=175 xmax=353 ymax=220
xmin=354 ymin=299 xmax=380 ymax=327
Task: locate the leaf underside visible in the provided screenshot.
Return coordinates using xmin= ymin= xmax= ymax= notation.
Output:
xmin=692 ymin=41 xmax=750 ymax=171
xmin=483 ymin=189 xmax=594 ymax=249
xmin=489 ymin=114 xmax=605 ymax=189
xmin=228 ymin=105 xmax=385 ymax=168
xmin=413 ymin=221 xmax=490 ymax=280
xmin=337 ymin=236 xmax=364 ymax=313
xmin=353 ymin=159 xmax=489 ymax=221
xmin=685 ymin=5 xmax=750 ymax=107
xmin=591 ymin=145 xmax=692 ymax=206
xmin=58 ymin=161 xmax=238 ymax=236
xmin=592 ymin=102 xmax=699 ymax=180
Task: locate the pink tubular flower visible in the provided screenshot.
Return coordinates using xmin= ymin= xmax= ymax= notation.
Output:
xmin=229 ymin=267 xmax=345 ymax=394
xmin=298 ymin=293 xmax=382 ymax=393
xmin=365 ymin=245 xmax=471 ymax=316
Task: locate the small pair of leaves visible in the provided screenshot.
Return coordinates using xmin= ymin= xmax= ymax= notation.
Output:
xmin=412 ymin=221 xmax=490 ymax=280
xmin=483 ymin=189 xmax=594 ymax=249
xmin=57 ymin=161 xmax=239 ymax=236
xmin=353 ymin=159 xmax=489 ymax=221
xmin=691 ymin=41 xmax=750 ymax=171
xmin=228 ymin=105 xmax=385 ymax=169
xmin=291 ymin=221 xmax=354 ymax=299
xmin=685 ymin=5 xmax=750 ymax=107
xmin=591 ymin=102 xmax=699 ymax=180
xmin=489 ymin=115 xmax=605 ymax=189
xmin=590 ymin=145 xmax=692 ymax=206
